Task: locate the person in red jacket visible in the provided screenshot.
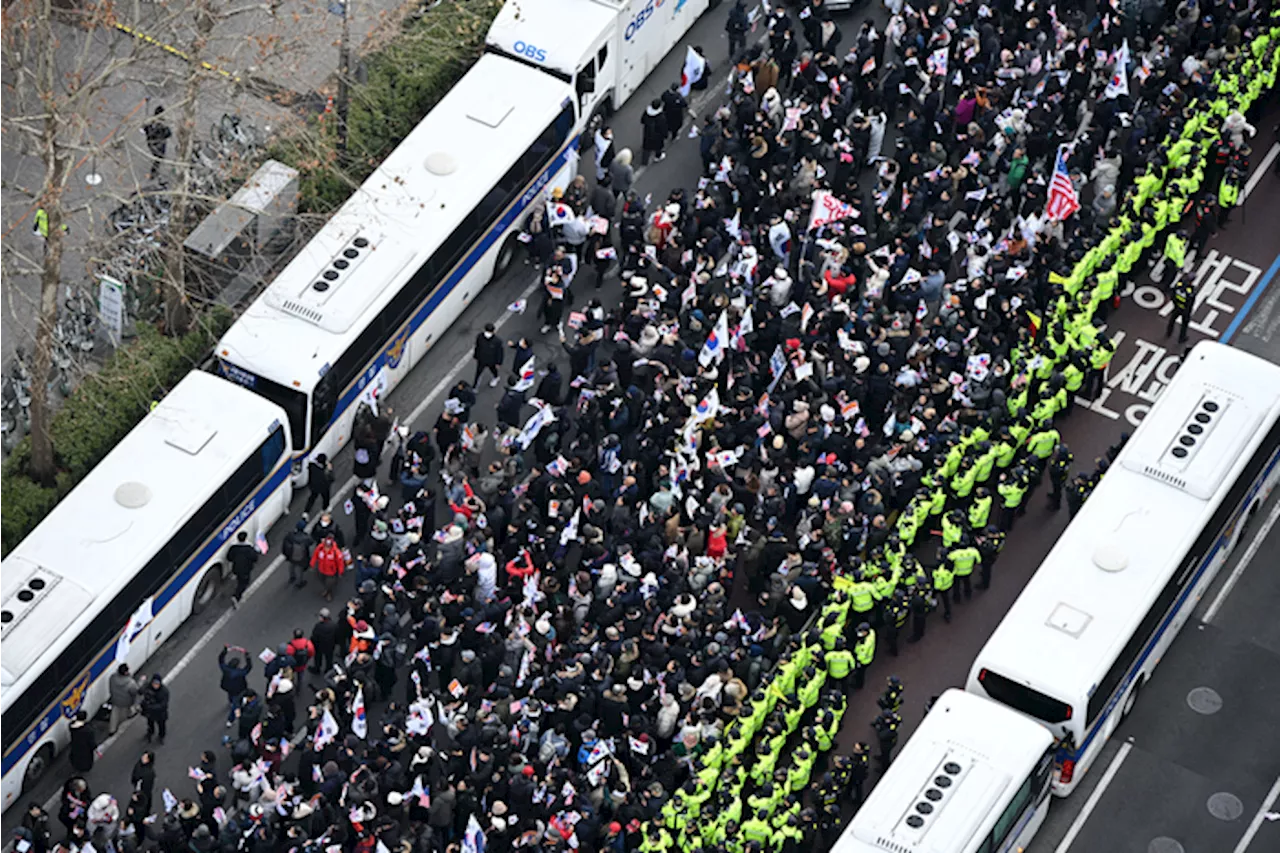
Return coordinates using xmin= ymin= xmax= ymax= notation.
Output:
xmin=505 ymin=549 xmax=537 ymax=588
xmin=284 ymin=629 xmax=315 ymax=681
xmin=706 ymin=524 xmax=728 ymax=559
xmin=310 ymin=534 xmax=346 ymax=602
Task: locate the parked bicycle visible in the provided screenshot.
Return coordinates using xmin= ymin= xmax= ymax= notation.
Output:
xmin=210 ymin=113 xmax=262 ymax=159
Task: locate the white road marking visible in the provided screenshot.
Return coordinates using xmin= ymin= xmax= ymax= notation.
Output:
xmin=1053 ymin=742 xmax=1133 ymax=853
xmin=1203 ymin=498 xmax=1280 ymax=624
xmin=1242 ymin=143 xmax=1280 ymax=202
xmin=1232 ymin=774 xmax=1280 ymax=853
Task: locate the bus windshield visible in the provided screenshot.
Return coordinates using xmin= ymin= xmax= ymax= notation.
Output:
xmin=216 ymin=360 xmax=308 ymax=451
xmin=977 ymin=669 xmax=1074 ymax=725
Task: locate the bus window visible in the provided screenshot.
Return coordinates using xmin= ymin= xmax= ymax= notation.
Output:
xmin=977 ymin=669 xmax=1073 ymax=724
xmin=260 ymin=426 xmax=286 ymax=475
xmin=312 ymin=373 xmax=338 ymax=442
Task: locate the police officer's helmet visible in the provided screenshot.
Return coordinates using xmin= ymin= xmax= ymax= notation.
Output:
xmin=856 ymin=622 xmax=871 ymax=635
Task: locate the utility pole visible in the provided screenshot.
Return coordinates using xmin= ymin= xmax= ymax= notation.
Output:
xmin=335 ymin=0 xmax=352 ymax=153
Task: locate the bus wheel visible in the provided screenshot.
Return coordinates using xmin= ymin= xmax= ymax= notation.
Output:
xmin=23 ymin=744 xmax=54 ymax=792
xmin=1122 ymin=680 xmax=1143 ymax=719
xmin=493 ymin=234 xmax=519 ymax=281
xmin=193 ymin=568 xmax=221 ymax=614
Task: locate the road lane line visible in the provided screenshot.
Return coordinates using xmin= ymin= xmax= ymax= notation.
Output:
xmin=1204 ymin=498 xmax=1280 ymax=624
xmin=1242 ymin=142 xmax=1280 ymax=202
xmin=1053 ymin=742 xmax=1133 ymax=853
xmin=1232 ymin=774 xmax=1280 ymax=853
xmin=1222 ymin=252 xmax=1280 ymax=342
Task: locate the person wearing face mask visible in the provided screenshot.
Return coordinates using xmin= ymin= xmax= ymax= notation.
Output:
xmin=473 ymin=323 xmax=504 ymax=388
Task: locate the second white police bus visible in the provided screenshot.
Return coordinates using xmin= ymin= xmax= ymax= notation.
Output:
xmin=1 ymin=373 xmax=293 ymax=810
xmin=832 ymin=689 xmax=1056 ymax=853
xmin=214 ymin=0 xmax=717 ymax=481
xmin=968 ymin=342 xmax=1280 ymax=795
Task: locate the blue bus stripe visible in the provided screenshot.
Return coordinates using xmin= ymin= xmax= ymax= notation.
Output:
xmin=1064 ymin=445 xmax=1280 ymax=765
xmin=2 ymin=461 xmax=292 ymax=775
xmin=321 ymin=137 xmax=579 ymax=437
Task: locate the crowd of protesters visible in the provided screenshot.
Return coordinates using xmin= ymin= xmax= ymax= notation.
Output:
xmin=17 ymin=2 xmax=1279 ymax=853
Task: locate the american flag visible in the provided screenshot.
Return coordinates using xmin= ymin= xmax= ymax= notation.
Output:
xmin=1045 ymin=145 xmax=1080 ymax=221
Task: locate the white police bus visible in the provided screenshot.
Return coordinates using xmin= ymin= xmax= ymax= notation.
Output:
xmin=832 ymin=689 xmax=1056 ymax=853
xmin=213 ymin=53 xmax=581 ymax=479
xmin=1 ymin=373 xmax=293 ymax=810
xmin=968 ymin=342 xmax=1280 ymax=795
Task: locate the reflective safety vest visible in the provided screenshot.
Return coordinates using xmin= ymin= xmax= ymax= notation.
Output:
xmin=973 ymin=450 xmax=996 ymax=483
xmin=826 ymin=649 xmax=855 ymax=679
xmin=1027 ymin=429 xmax=1059 ymax=459
xmin=994 ymin=439 xmax=1017 ymax=468
xmin=969 ymin=495 xmax=993 ymax=529
xmin=941 ymin=515 xmax=964 ymax=548
xmin=998 ymin=480 xmax=1026 ymax=508
xmin=849 ymin=581 xmax=875 ymax=613
xmin=1218 ymin=178 xmax=1239 ymax=207
xmin=1064 ymin=363 xmax=1084 ymax=392
xmin=1096 ymin=268 xmax=1119 ymax=300
xmin=948 ymin=546 xmax=981 ymax=576
xmin=932 ymin=565 xmax=954 ymax=591
xmin=1164 ymin=233 xmax=1187 ymax=269
xmin=1090 ymin=344 xmax=1115 ymax=371
xmin=854 ymin=630 xmax=876 ymax=666
xmin=742 ymin=819 xmax=773 ymax=845
xmin=951 ymin=465 xmax=977 ymax=498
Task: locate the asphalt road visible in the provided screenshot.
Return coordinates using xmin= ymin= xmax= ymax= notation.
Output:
xmin=1024 ymin=126 xmax=1280 ymax=853
xmin=6 ymin=5 xmax=1280 ymax=848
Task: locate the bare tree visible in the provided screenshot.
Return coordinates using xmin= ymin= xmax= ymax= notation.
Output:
xmin=2 ymin=0 xmax=143 ymax=483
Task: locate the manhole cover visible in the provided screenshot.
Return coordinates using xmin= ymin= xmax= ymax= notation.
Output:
xmin=1148 ymin=838 xmax=1185 ymax=853
xmin=1207 ymin=792 xmax=1244 ymax=821
xmin=1187 ymin=686 xmax=1223 ymax=715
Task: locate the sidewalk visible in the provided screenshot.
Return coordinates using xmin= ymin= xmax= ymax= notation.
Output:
xmin=0 ymin=0 xmax=408 ymax=381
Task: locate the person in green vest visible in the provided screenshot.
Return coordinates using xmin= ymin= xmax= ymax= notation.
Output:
xmin=997 ymin=466 xmax=1028 ymax=530
xmin=871 ymin=569 xmax=896 ymax=613
xmin=787 ymin=742 xmax=815 ymax=793
xmin=950 ymin=452 xmax=978 ymax=500
xmin=750 ymin=735 xmax=780 ymax=787
xmin=1062 ymin=354 xmax=1086 ymax=416
xmin=741 ymin=812 xmax=774 ymax=849
xmin=852 ymin=622 xmax=875 ymax=689
xmin=798 ymin=664 xmax=825 ymax=709
xmin=931 ymin=554 xmax=954 ymax=622
xmin=819 ymin=611 xmax=844 ymax=652
xmin=1087 ymin=336 xmax=1116 ymax=399
xmin=973 ymin=441 xmax=997 ymax=483
xmin=948 ymin=538 xmax=982 ymax=602
xmin=1166 ymin=274 xmax=1197 ymax=343
xmin=1094 ymin=264 xmax=1119 ymax=322
xmin=1162 ymin=229 xmax=1187 ymax=285
xmin=1026 ymin=426 xmax=1060 ymax=476
xmin=826 ymin=638 xmax=855 ymax=690
xmin=1218 ymin=165 xmax=1241 ymax=227
xmin=772 ymin=815 xmax=804 ymax=853
xmin=847 ymin=570 xmax=877 ymax=623
xmin=641 ymin=823 xmax=674 ymax=853
xmin=941 ymin=509 xmax=966 ymax=548
xmin=992 ymin=429 xmax=1017 ymax=469
xmin=969 ymin=487 xmax=993 ymax=530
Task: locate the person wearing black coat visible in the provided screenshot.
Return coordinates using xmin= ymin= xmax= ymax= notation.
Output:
xmin=641 ymin=100 xmax=668 ymax=165
xmin=67 ymin=712 xmax=95 ymax=773
xmin=218 ymin=646 xmax=252 ymax=726
xmin=140 ymin=673 xmax=170 ymax=743
xmin=130 ymin=751 xmax=156 ymax=811
xmin=474 ymin=324 xmax=505 ymax=387
xmin=310 ymin=608 xmax=339 ymax=674
xmin=496 ymin=378 xmax=527 ymax=431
